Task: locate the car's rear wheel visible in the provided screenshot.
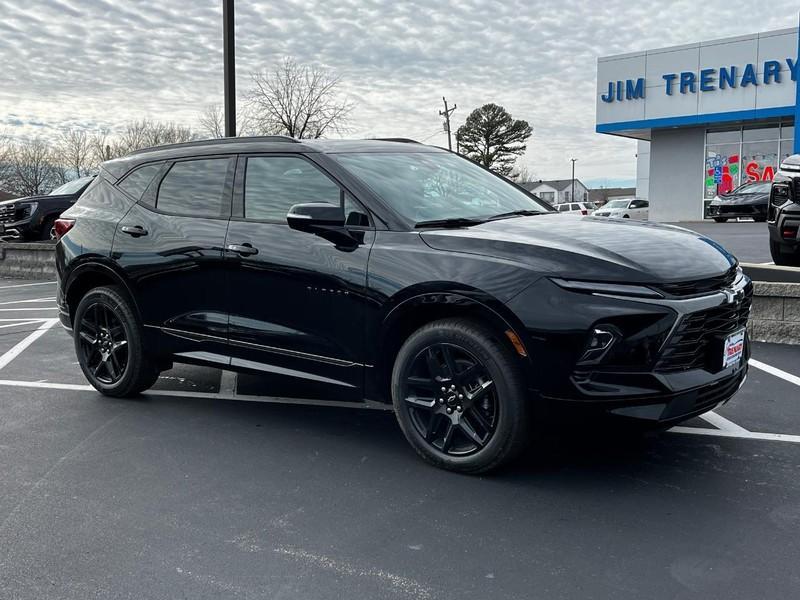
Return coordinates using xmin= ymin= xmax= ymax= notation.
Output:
xmin=770 ymin=239 xmax=800 ymax=266
xmin=713 ymin=217 xmax=728 ymax=223
xmin=391 ymin=319 xmax=530 ymax=473
xmin=74 ymin=286 xmax=159 ymax=397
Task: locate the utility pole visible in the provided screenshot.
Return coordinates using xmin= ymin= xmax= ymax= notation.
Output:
xmin=439 ymin=97 xmax=457 ymax=151
xmin=571 ymin=158 xmax=577 ymax=203
xmin=223 ymin=0 xmax=236 ymax=137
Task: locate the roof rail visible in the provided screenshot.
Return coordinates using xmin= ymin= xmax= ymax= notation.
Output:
xmin=127 ymin=135 xmax=299 ymax=156
xmin=373 ymin=138 xmax=421 ymax=144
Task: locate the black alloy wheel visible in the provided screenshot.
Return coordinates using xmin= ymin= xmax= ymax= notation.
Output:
xmin=78 ymin=302 xmax=129 ymax=385
xmin=392 ymin=318 xmax=530 ymax=473
xmin=401 ymin=343 xmax=498 ymax=456
xmin=73 ymin=286 xmax=160 ymax=397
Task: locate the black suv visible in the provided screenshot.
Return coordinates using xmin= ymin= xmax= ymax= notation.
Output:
xmin=0 ymin=176 xmax=94 ymax=241
xmin=55 ymin=137 xmax=752 ymax=473
xmin=768 ymin=155 xmax=800 ymax=266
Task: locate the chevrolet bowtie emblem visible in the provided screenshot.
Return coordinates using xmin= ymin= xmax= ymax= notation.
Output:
xmin=722 ymin=288 xmax=741 ymax=304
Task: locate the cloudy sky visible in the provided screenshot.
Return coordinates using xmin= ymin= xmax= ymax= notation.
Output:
xmin=1 ymin=1 xmax=797 ymax=186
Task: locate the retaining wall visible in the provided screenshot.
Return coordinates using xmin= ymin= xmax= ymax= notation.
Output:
xmin=0 ymin=243 xmax=57 ymax=280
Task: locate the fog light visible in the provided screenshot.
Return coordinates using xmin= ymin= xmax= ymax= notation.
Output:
xmin=579 ymin=327 xmax=618 ymax=363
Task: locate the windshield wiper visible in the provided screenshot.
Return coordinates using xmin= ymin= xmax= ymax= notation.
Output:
xmin=414 ymin=217 xmax=488 ymax=229
xmin=486 ymin=209 xmax=546 ymax=221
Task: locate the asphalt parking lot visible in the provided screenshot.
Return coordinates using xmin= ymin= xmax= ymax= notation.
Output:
xmin=1 ymin=279 xmax=799 ymax=599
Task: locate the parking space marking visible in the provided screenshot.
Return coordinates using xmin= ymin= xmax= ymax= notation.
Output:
xmin=0 ymin=319 xmax=60 ymax=371
xmin=219 ymin=370 xmax=238 ymax=395
xmin=0 ymin=297 xmax=55 ymax=305
xmin=699 ymin=411 xmax=749 ymax=433
xmin=0 ymin=320 xmax=48 ymax=331
xmin=0 ymin=307 xmax=58 ymax=312
xmin=750 ymin=359 xmax=800 ymax=387
xmin=0 ymin=281 xmax=56 ymax=290
xmin=669 ymin=426 xmax=800 ymax=444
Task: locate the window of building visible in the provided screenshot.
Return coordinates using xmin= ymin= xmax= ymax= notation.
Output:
xmin=539 ymin=191 xmax=555 ymax=203
xmin=564 ymin=191 xmax=571 ymax=202
xmin=704 ymin=121 xmax=793 ymax=204
xmin=244 ymin=156 xmax=342 ymax=221
xmin=119 ymin=163 xmax=161 ymax=201
xmin=156 ymin=159 xmax=232 ymax=217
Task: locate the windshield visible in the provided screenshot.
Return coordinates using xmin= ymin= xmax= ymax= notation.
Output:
xmin=49 ymin=176 xmax=93 ymax=196
xmin=605 ymin=199 xmax=630 ymax=209
xmin=730 ymin=181 xmax=771 ymax=195
xmin=333 ymin=152 xmax=551 ymax=224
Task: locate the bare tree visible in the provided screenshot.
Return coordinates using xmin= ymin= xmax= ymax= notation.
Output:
xmin=0 ymin=132 xmax=15 ymax=192
xmin=9 ymin=137 xmax=58 ymax=196
xmin=199 ymin=104 xmax=225 ymax=139
xmin=56 ymin=129 xmax=93 ymax=178
xmin=508 ymin=162 xmax=535 ymax=183
xmin=199 ymin=103 xmax=258 ymax=139
xmin=247 ymin=57 xmax=354 ymax=139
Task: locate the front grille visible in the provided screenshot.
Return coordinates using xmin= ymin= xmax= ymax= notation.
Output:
xmin=0 ymin=204 xmax=15 ymax=224
xmin=793 ymin=177 xmax=800 ymax=202
xmin=654 ymin=267 xmax=737 ymax=298
xmin=655 ymin=293 xmax=752 ymax=373
xmin=693 ymin=370 xmax=745 ymax=409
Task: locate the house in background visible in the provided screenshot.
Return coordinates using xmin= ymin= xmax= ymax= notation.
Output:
xmin=520 ymin=179 xmax=589 ymax=205
xmin=588 ymin=187 xmax=636 ymax=207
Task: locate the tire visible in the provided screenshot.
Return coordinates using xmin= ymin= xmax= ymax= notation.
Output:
xmin=73 ymin=286 xmax=159 ymax=397
xmin=770 ymin=239 xmax=800 ymax=267
xmin=713 ymin=218 xmax=727 ymax=223
xmin=39 ymin=217 xmax=56 ymax=241
xmin=391 ymin=318 xmax=530 ymax=474
xmin=622 ymin=214 xmax=630 ymax=218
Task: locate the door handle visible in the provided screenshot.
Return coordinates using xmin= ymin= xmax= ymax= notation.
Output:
xmin=121 ymin=225 xmax=148 ymax=237
xmin=226 ymin=243 xmax=259 ymax=256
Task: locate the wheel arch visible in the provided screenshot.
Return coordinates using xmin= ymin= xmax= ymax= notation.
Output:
xmin=368 ymin=290 xmax=532 ymax=403
xmin=64 ymin=259 xmax=140 ymax=325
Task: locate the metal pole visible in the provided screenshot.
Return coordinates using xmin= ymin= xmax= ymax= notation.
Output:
xmin=223 ymin=0 xmax=236 ymax=137
xmin=571 ymin=158 xmax=577 ymax=202
xmin=439 ymin=97 xmax=456 ymax=152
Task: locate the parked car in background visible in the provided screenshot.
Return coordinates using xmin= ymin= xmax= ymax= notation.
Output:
xmin=592 ymin=198 xmax=649 ymax=220
xmin=554 ymin=201 xmax=597 ymax=216
xmin=0 ymin=176 xmax=94 ymax=241
xmin=55 ymin=137 xmax=751 ymax=473
xmin=768 ymin=156 xmax=800 ymax=266
xmin=706 ymin=181 xmax=770 ymax=223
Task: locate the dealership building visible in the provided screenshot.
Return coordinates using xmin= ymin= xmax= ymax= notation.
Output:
xmin=596 ymin=27 xmax=800 ymax=221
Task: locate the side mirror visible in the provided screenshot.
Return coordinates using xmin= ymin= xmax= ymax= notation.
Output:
xmin=287 ymin=202 xmax=345 ymax=233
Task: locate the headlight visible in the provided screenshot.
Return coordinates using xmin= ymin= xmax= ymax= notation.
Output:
xmin=19 ymin=201 xmax=37 ymax=217
xmin=551 ymin=278 xmax=664 ymax=299
xmin=771 ymin=184 xmax=791 ymax=206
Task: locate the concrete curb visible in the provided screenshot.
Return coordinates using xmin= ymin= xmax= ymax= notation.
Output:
xmin=0 ymin=242 xmax=57 ymax=280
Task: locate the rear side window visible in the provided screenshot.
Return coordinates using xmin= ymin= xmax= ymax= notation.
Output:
xmin=156 ymin=158 xmax=232 ymax=217
xmin=118 ymin=163 xmax=161 ymax=201
xmin=243 ymin=156 xmax=342 ymax=221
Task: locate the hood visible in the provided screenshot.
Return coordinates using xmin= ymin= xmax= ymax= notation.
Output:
xmin=419 ymin=214 xmax=736 ymax=283
xmin=711 ymin=192 xmax=769 ymax=205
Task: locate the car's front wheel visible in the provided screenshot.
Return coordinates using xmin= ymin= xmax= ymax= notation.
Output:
xmin=713 ymin=217 xmax=728 ymax=223
xmin=391 ymin=319 xmax=530 ymax=473
xmin=74 ymin=286 xmax=159 ymax=397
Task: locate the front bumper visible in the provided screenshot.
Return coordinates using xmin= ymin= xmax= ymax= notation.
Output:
xmin=507 ymin=273 xmax=752 ymax=424
xmin=706 ymin=203 xmax=767 ymax=219
xmin=0 ymin=219 xmax=32 ymax=240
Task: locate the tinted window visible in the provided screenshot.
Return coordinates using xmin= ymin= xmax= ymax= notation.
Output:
xmin=333 ymin=152 xmax=550 ymax=224
xmin=558 ymin=204 xmax=570 ymax=212
xmin=571 ymin=204 xmax=580 ymax=211
xmin=118 ymin=164 xmax=161 ymax=201
xmin=244 ymin=156 xmax=342 ymax=221
xmin=156 ymin=159 xmax=231 ymax=217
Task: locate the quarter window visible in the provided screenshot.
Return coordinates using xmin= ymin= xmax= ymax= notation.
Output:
xmin=244 ymin=156 xmax=342 ymax=221
xmin=156 ymin=158 xmax=232 ymax=217
xmin=119 ymin=163 xmax=161 ymax=201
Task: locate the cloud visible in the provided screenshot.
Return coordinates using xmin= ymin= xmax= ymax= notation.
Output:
xmin=0 ymin=0 xmax=797 ymax=182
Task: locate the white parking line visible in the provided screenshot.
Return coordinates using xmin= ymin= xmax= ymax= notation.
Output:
xmin=0 ymin=320 xmax=47 ymax=330
xmin=0 ymin=319 xmax=59 ymax=371
xmin=0 ymin=307 xmax=58 ymax=312
xmin=669 ymin=426 xmax=800 ymax=444
xmin=750 ymin=359 xmax=800 ymax=388
xmin=0 ymin=297 xmax=55 ymax=305
xmin=699 ymin=411 xmax=749 ymax=433
xmin=0 ymin=281 xmax=56 ymax=289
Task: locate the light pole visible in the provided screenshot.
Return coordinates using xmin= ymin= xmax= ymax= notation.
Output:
xmin=570 ymin=158 xmax=577 ymax=202
xmin=223 ymin=0 xmax=236 ymax=137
